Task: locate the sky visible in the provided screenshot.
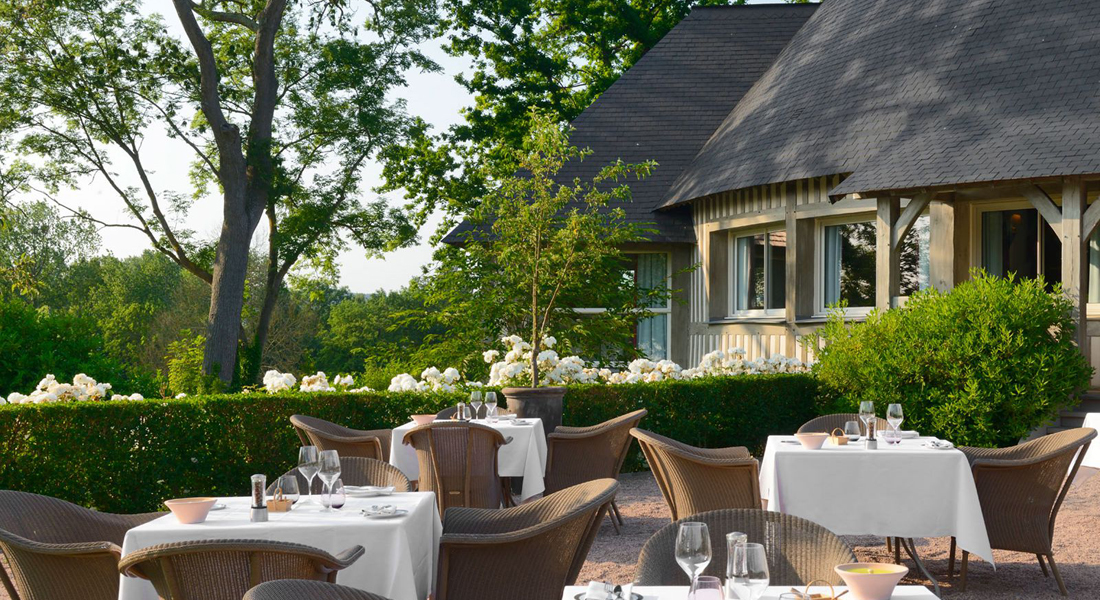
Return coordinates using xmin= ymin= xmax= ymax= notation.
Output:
xmin=52 ymin=1 xmax=778 ymax=295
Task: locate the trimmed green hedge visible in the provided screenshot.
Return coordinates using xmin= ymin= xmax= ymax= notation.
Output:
xmin=0 ymin=375 xmax=820 ymax=513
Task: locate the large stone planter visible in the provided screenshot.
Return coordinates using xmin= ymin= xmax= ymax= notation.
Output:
xmin=502 ymin=386 xmax=565 ymax=434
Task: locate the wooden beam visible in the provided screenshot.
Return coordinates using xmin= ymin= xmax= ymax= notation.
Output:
xmin=1016 ymin=184 xmax=1063 ymax=239
xmin=892 ymin=192 xmax=933 ymax=250
xmin=1084 ymin=194 xmax=1100 ymax=241
xmin=1062 ymin=177 xmax=1088 ymax=352
xmin=876 ymin=197 xmax=901 ymax=310
xmin=929 ymin=197 xmax=955 ymax=292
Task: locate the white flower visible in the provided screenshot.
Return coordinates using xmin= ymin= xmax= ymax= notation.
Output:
xmin=349 ymin=385 xmax=374 ymax=393
xmin=388 ymin=373 xmax=421 ymax=392
xmin=300 ymin=372 xmax=334 ymax=393
xmin=483 ymin=350 xmax=500 ymax=363
xmin=541 ymin=336 xmax=557 ymax=348
xmin=442 ymin=368 xmax=461 ymax=384
xmin=175 ymin=393 xmax=187 ymax=399
xmin=333 ymin=374 xmax=355 ymax=387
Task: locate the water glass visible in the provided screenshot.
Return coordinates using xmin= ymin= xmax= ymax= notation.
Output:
xmin=318 ymin=450 xmax=341 ymax=513
xmin=298 ymin=446 xmax=320 ymax=504
xmin=844 ymin=420 xmax=861 ymax=441
xmin=470 ymin=391 xmax=483 ymax=420
xmin=675 ymin=522 xmax=712 ymax=588
xmin=486 ymin=405 xmax=498 ymax=423
xmin=728 ymin=542 xmax=769 ymax=600
xmin=690 ymin=575 xmax=723 ymax=600
xmin=725 ymin=531 xmax=747 ymax=582
xmin=279 ymin=475 xmax=300 ymax=504
xmin=328 ymin=479 xmax=346 ymax=509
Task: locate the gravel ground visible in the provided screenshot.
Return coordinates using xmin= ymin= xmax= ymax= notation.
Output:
xmin=580 ymin=470 xmax=1100 ymax=599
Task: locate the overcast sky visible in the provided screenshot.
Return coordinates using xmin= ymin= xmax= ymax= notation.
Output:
xmin=53 ymin=1 xmax=775 ymax=295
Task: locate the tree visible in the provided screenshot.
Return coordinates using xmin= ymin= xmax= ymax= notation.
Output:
xmin=0 ymin=0 xmax=436 ymax=384
xmin=458 ymin=110 xmax=656 ymax=386
xmin=0 ymin=200 xmax=99 ymax=303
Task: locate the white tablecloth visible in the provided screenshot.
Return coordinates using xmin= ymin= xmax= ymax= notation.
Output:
xmin=759 ymin=435 xmax=994 ymax=565
xmin=390 ymin=418 xmax=548 ymax=501
xmin=120 ymin=494 xmax=441 ymax=600
xmin=1081 ymin=414 xmax=1100 ymax=470
xmin=561 ymin=585 xmax=937 ymax=599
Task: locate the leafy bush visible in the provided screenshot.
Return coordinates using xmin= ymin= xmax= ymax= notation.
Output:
xmin=807 ymin=272 xmax=1092 ymax=447
xmin=0 ymin=374 xmax=818 ymax=512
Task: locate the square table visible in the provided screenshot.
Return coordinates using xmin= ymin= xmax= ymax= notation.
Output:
xmin=120 ymin=493 xmax=441 ymax=600
xmin=561 ymin=585 xmax=938 ymax=599
xmin=390 ymin=418 xmax=549 ymax=501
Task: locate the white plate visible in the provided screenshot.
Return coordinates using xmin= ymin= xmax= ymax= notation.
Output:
xmin=210 ymin=503 xmax=227 ymax=511
xmin=362 ymin=508 xmax=408 ymax=519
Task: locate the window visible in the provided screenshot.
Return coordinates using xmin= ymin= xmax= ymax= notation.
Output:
xmin=821 ymin=220 xmax=877 ymax=311
xmin=900 ymin=215 xmax=931 ymax=296
xmin=625 ymin=253 xmax=670 ymax=359
xmin=980 ymin=207 xmax=1061 ymax=291
xmin=729 ymin=228 xmax=786 ymax=316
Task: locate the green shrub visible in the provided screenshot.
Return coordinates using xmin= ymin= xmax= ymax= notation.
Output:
xmin=0 ymin=374 xmax=818 ymax=512
xmin=807 ymin=271 xmax=1092 ymax=447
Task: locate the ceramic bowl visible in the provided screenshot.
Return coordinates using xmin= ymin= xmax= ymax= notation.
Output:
xmin=835 ymin=562 xmax=909 ymax=600
xmin=410 ymin=414 xmax=435 ymax=426
xmin=164 ymin=497 xmax=217 ymax=524
xmin=793 ymin=432 xmax=829 ymax=450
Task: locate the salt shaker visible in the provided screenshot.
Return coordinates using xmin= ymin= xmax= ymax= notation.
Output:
xmin=250 ymin=474 xmax=268 ymax=522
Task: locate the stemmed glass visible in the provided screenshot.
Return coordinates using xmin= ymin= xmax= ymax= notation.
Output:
xmin=886 ymin=403 xmax=904 ymax=445
xmin=485 ymin=391 xmax=498 ymax=423
xmin=470 ymin=391 xmax=483 ymax=420
xmin=729 ymin=542 xmax=769 ymax=600
xmin=297 ymin=446 xmax=320 ymax=505
xmin=317 ymin=450 xmax=341 ymax=513
xmin=675 ymin=522 xmax=711 ymax=593
xmin=859 ymin=401 xmax=876 ymax=439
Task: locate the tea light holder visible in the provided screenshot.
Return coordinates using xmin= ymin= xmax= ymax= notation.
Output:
xmin=250 ymin=474 xmax=269 ymax=522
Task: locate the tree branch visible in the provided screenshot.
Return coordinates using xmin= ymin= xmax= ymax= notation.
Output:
xmin=190 ymin=2 xmax=260 ymax=31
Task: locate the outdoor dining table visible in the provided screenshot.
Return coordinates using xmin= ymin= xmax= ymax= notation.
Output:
xmin=119 ymin=493 xmax=441 ymax=600
xmin=561 ymin=585 xmax=938 ymax=599
xmin=390 ymin=417 xmax=549 ymax=501
xmin=758 ymin=435 xmax=993 ymax=597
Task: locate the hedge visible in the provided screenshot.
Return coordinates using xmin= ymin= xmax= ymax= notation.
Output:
xmin=0 ymin=374 xmax=821 ymax=513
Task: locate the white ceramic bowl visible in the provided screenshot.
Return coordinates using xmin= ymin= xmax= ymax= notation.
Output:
xmin=164 ymin=497 xmax=217 ymax=524
xmin=794 ymin=432 xmax=829 ymax=450
xmin=835 ymin=562 xmax=909 ymax=600
xmin=410 ymin=414 xmax=435 ymax=426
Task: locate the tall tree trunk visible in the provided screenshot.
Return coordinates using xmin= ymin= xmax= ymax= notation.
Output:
xmin=203 ymin=214 xmax=255 ymax=383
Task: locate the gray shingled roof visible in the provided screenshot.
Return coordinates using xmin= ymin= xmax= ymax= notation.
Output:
xmin=662 ymin=0 xmax=1100 ymax=207
xmin=444 ymin=3 xmax=817 ymax=245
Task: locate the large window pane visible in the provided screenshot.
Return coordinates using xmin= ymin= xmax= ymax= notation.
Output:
xmin=982 ymin=209 xmax=1038 ymax=279
xmin=735 ymin=234 xmax=766 ymax=310
xmin=900 ymin=214 xmax=931 ymax=296
xmin=636 ymin=253 xmax=668 ymax=308
xmin=637 ymin=314 xmax=668 ymax=360
xmin=823 ymin=222 xmax=876 ymax=308
xmin=768 ymin=231 xmax=787 ymax=309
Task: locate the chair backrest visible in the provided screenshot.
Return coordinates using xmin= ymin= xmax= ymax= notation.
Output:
xmin=631 ymin=428 xmax=760 ymax=521
xmin=289 ymin=415 xmax=388 ymax=461
xmin=435 ymin=406 xmax=458 ymax=420
xmin=0 ymin=527 xmax=122 ymax=600
xmin=118 ymin=539 xmax=363 ymax=600
xmin=268 ymin=457 xmax=410 ymax=495
xmin=0 ymin=490 xmax=128 ymax=545
xmin=971 ymin=427 xmax=1097 ymax=553
xmin=244 ymin=579 xmax=393 ymax=600
xmin=797 ymin=413 xmax=888 ymax=437
xmin=636 ymin=509 xmax=856 ymax=586
xmin=544 ymin=409 xmax=647 ymax=495
xmin=436 ymin=479 xmax=618 ymax=600
xmin=403 ymin=422 xmax=507 ymax=515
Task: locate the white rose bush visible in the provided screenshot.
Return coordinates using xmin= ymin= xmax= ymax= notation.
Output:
xmin=2 ymin=373 xmax=145 ymax=405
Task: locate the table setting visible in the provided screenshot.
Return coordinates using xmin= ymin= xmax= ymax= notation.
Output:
xmin=119 ymin=445 xmax=442 ymax=600
xmin=390 ymin=391 xmax=549 ymax=501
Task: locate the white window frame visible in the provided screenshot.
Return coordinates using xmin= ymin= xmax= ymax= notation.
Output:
xmin=727 ymin=225 xmax=786 ymax=319
xmin=815 ymin=214 xmax=877 ymax=318
xmin=573 ymin=251 xmax=672 ymax=359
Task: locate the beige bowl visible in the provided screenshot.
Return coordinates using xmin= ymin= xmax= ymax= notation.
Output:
xmin=410 ymin=414 xmax=435 ymax=426
xmin=164 ymin=497 xmax=216 ymax=524
xmin=794 ymin=432 xmax=829 ymax=450
xmin=835 ymin=563 xmax=909 ymax=600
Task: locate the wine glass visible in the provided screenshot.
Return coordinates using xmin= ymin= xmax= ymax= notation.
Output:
xmin=689 ymin=575 xmax=722 ymax=600
xmin=485 ymin=391 xmax=498 ymax=423
xmin=317 ymin=450 xmax=341 ymax=513
xmin=329 ymin=479 xmax=346 ymax=509
xmin=859 ymin=401 xmax=876 ymax=438
xmin=886 ymin=403 xmax=904 ymax=445
xmin=470 ymin=391 xmax=483 ymax=420
xmin=729 ymin=542 xmax=769 ymax=600
xmin=844 ymin=420 xmax=862 ymax=442
xmin=297 ymin=446 xmax=320 ymax=505
xmin=675 ymin=522 xmax=711 ymax=590
xmin=279 ymin=475 xmax=300 ymax=505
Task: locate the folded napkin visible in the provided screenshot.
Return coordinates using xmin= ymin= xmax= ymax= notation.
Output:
xmin=877 ymin=429 xmax=920 ymax=439
xmin=496 ymin=414 xmax=517 ymax=421
xmin=584 ymin=581 xmax=614 ymax=600
xmin=923 ymin=439 xmax=955 ymax=450
xmin=364 ymin=504 xmax=397 ymax=516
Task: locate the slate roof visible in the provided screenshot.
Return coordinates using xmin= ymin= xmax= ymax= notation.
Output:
xmin=662 ymin=0 xmax=1100 ymax=207
xmin=444 ymin=3 xmax=818 ymax=245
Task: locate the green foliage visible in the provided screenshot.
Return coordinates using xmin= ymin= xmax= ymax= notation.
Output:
xmin=166 ymin=333 xmax=227 ymax=396
xmin=806 ymin=271 xmax=1093 ymax=447
xmin=0 ymin=374 xmax=818 ymax=512
xmin=0 ymin=200 xmax=99 ymax=303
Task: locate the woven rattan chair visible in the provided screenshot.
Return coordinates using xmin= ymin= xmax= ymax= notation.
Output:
xmin=436 ymin=478 xmax=618 ymax=600
xmin=119 ymin=539 xmax=363 ymax=600
xmin=435 ymin=406 xmax=458 ymax=420
xmin=0 ymin=490 xmax=163 ymax=600
xmin=544 ymin=409 xmax=646 ymax=533
xmin=636 ymin=509 xmax=856 ymax=586
xmin=403 ymin=421 xmax=511 ymax=515
xmin=797 ymin=413 xmax=888 ymax=437
xmin=949 ymin=427 xmax=1096 ymax=596
xmin=267 ymin=456 xmax=411 ymax=496
xmin=290 ymin=415 xmax=391 ymax=461
xmin=630 ymin=428 xmax=761 ymax=521
xmin=244 ymin=580 xmax=393 ymax=600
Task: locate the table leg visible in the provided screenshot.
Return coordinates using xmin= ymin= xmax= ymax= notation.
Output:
xmin=898 ymin=537 xmax=941 ymax=598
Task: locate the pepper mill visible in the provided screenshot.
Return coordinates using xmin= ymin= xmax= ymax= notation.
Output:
xmin=250 ymin=474 xmax=269 ymax=522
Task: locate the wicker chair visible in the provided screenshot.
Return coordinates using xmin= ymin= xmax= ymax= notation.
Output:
xmin=435 ymin=406 xmax=458 ymax=420
xmin=949 ymin=427 xmax=1096 ymax=596
xmin=797 ymin=413 xmax=888 ymax=437
xmin=630 ymin=428 xmax=761 ymax=521
xmin=403 ymin=421 xmax=511 ymax=515
xmin=436 ymin=478 xmax=618 ymax=600
xmin=118 ymin=539 xmax=363 ymax=600
xmin=544 ymin=409 xmax=646 ymax=533
xmin=267 ymin=456 xmax=411 ymax=496
xmin=244 ymin=580 xmax=393 ymax=600
xmin=0 ymin=490 xmax=163 ymax=600
xmin=290 ymin=414 xmax=392 ymax=461
xmin=635 ymin=509 xmax=856 ymax=586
